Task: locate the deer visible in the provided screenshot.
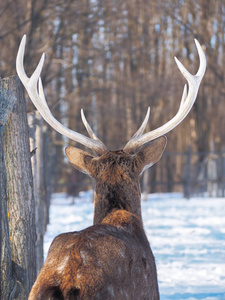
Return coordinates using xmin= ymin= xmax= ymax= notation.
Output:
xmin=16 ymin=35 xmax=206 ymax=300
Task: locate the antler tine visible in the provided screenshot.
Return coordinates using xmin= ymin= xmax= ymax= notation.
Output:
xmin=16 ymin=35 xmax=29 ymax=83
xmin=81 ymin=109 xmax=103 ymax=143
xmin=124 ymin=39 xmax=206 ymax=153
xmin=16 ymin=35 xmax=107 ymax=156
xmin=29 ymin=53 xmax=45 ymax=87
xmin=38 ymin=78 xmax=50 ymax=109
xmin=131 ymin=107 xmax=150 ymax=139
xmin=122 ymin=107 xmax=150 ymax=153
xmin=179 ymin=84 xmax=188 ymax=109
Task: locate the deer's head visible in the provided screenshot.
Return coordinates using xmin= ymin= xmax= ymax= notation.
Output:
xmin=65 ymin=137 xmax=166 ymax=223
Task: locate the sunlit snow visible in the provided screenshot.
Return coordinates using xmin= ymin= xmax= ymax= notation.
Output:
xmin=44 ymin=192 xmax=225 ymax=300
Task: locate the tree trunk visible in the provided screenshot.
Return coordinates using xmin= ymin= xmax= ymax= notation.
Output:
xmin=28 ymin=110 xmax=52 ymax=274
xmin=0 ymin=128 xmax=13 ymax=300
xmin=0 ymin=76 xmax=36 ymax=299
xmin=28 ymin=111 xmax=45 ymax=275
xmin=35 ymin=112 xmax=45 ymax=273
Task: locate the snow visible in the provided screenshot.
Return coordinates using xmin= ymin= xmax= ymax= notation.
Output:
xmin=44 ymin=192 xmax=225 ymax=300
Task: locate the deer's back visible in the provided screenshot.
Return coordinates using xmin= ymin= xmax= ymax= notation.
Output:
xmin=29 ymin=210 xmax=159 ymax=300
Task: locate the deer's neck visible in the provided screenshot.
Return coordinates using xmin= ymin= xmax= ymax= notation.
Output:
xmin=93 ymin=180 xmax=142 ymax=225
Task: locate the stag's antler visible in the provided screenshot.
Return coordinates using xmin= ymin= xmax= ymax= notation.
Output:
xmin=17 ymin=36 xmax=206 ymax=155
xmin=16 ymin=35 xmax=107 ymax=156
xmin=124 ymin=39 xmax=206 ymax=153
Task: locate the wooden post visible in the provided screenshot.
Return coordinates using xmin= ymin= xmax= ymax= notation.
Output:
xmin=0 ymin=76 xmax=36 ymax=299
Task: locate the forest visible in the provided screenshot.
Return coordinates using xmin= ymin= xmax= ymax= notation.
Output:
xmin=1 ymin=0 xmax=225 ymax=195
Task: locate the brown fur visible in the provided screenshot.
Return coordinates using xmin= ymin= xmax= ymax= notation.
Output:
xmin=29 ymin=136 xmax=167 ymax=300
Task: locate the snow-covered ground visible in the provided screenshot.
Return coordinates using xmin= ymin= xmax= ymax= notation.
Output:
xmin=44 ymin=192 xmax=225 ymax=300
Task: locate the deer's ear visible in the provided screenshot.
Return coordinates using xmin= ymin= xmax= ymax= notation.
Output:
xmin=65 ymin=146 xmax=94 ymax=175
xmin=135 ymin=136 xmax=167 ymax=174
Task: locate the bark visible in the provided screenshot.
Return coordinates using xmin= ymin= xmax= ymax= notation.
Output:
xmin=1 ymin=76 xmax=36 ymax=299
xmin=0 ymin=128 xmax=13 ymax=300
